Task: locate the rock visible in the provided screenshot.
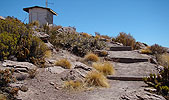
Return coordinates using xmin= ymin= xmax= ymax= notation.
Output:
xmin=150 ymin=57 xmax=158 ymax=64
xmin=74 ymin=62 xmax=93 ymax=71
xmin=144 ymin=88 xmax=157 ymax=92
xmin=57 ymin=27 xmax=77 ymax=34
xmin=46 ymin=66 xmax=65 ymax=74
xmin=20 ymin=85 xmax=28 ymax=92
xmin=49 ymin=82 xmax=55 ymax=86
xmin=136 ymin=42 xmax=147 ymax=49
xmin=120 ymin=89 xmax=166 ymax=100
xmin=2 ymin=60 xmax=37 ymax=72
xmin=33 ymin=31 xmax=49 ymax=43
xmin=45 ymin=42 xmax=54 ymax=50
xmin=110 ymin=46 xmax=132 ymax=51
xmin=60 ymin=69 xmax=84 ymax=81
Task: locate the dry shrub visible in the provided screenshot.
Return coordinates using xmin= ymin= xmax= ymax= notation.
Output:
xmin=44 ymin=50 xmax=52 ymax=58
xmin=157 ymin=53 xmax=169 ymax=66
xmin=95 ymin=35 xmax=101 ymax=40
xmin=0 ymin=93 xmax=7 ymax=100
xmin=55 ymin=59 xmax=71 ymax=69
xmin=92 ymin=62 xmax=115 ymax=76
xmin=28 ymin=68 xmax=37 ymax=79
xmin=141 ymin=46 xmax=152 ymax=54
xmin=99 ymin=51 xmax=108 ymax=57
xmin=113 ymin=32 xmax=136 ymax=49
xmin=64 ymin=80 xmax=83 ymax=90
xmin=150 ymin=44 xmax=167 ymax=55
xmin=84 ymin=53 xmax=99 ymax=62
xmin=100 ymin=35 xmax=111 ymax=39
xmin=85 ymin=71 xmax=109 ymax=87
xmin=81 ymin=33 xmax=91 ymax=38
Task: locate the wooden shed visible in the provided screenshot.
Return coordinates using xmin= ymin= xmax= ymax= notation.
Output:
xmin=23 ymin=6 xmax=57 ymax=26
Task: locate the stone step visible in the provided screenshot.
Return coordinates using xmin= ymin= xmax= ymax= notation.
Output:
xmin=107 ymin=76 xmax=144 ymax=81
xmin=107 ymin=51 xmax=150 ymax=63
xmin=105 ymin=57 xmax=149 ymax=63
xmin=109 ymin=46 xmax=132 ymax=51
xmin=112 ymin=62 xmax=158 ymax=78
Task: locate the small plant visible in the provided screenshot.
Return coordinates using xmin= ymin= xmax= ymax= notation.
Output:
xmin=85 ymin=71 xmax=109 ymax=88
xmin=44 ymin=50 xmax=52 ymax=58
xmin=157 ymin=53 xmax=169 ymax=67
xmin=141 ymin=46 xmax=152 ymax=54
xmin=55 ymin=59 xmax=71 ymax=69
xmin=28 ymin=68 xmax=37 ymax=79
xmin=112 ymin=32 xmax=137 ymax=49
xmin=0 ymin=69 xmax=15 ymax=87
xmin=81 ymin=33 xmax=91 ymax=38
xmin=84 ymin=53 xmax=99 ymax=62
xmin=150 ymin=44 xmax=167 ymax=55
xmin=99 ymin=51 xmax=108 ymax=57
xmin=92 ymin=62 xmax=115 ymax=76
xmin=144 ymin=65 xmax=169 ymax=98
xmin=0 ymin=93 xmax=7 ymax=100
xmin=64 ymin=80 xmax=83 ymax=90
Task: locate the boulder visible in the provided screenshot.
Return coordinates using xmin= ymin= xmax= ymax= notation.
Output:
xmin=60 ymin=69 xmax=84 ymax=81
xmin=45 ymin=66 xmax=65 ymax=74
xmin=2 ymin=60 xmax=37 ymax=72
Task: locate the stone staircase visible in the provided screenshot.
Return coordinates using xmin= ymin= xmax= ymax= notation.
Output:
xmin=106 ymin=45 xmax=158 ymax=81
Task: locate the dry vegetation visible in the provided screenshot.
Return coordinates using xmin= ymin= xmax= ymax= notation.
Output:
xmin=157 ymin=53 xmax=169 ymax=67
xmin=85 ymin=71 xmax=109 ymax=88
xmin=92 ymin=62 xmax=115 ymax=76
xmin=81 ymin=33 xmax=91 ymax=38
xmin=141 ymin=46 xmax=152 ymax=54
xmin=64 ymin=80 xmax=83 ymax=90
xmin=84 ymin=53 xmax=100 ymax=62
xmin=55 ymin=59 xmax=72 ymax=69
xmin=44 ymin=50 xmax=52 ymax=58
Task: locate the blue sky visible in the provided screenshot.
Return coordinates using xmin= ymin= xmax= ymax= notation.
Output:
xmin=0 ymin=0 xmax=169 ymax=47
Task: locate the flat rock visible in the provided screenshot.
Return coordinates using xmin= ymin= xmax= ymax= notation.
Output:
xmin=46 ymin=66 xmax=65 ymax=74
xmin=110 ymin=46 xmax=132 ymax=51
xmin=108 ymin=51 xmax=149 ymax=59
xmin=120 ymin=89 xmax=166 ymax=100
xmin=106 ymin=51 xmax=149 ymax=63
xmin=112 ymin=62 xmax=158 ymax=77
xmin=60 ymin=69 xmax=85 ymax=81
xmin=2 ymin=60 xmax=37 ymax=72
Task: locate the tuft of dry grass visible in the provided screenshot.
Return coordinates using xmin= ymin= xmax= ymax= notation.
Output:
xmin=64 ymin=80 xmax=83 ymax=90
xmin=55 ymin=59 xmax=71 ymax=69
xmin=84 ymin=53 xmax=100 ymax=62
xmin=44 ymin=50 xmax=52 ymax=58
xmin=92 ymin=62 xmax=115 ymax=76
xmin=100 ymin=51 xmax=108 ymax=57
xmin=85 ymin=71 xmax=109 ymax=88
xmin=157 ymin=53 xmax=169 ymax=66
xmin=0 ymin=93 xmax=7 ymax=100
xmin=141 ymin=46 xmax=152 ymax=54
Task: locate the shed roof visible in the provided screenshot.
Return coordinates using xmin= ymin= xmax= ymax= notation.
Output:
xmin=0 ymin=16 xmax=5 ymax=20
xmin=23 ymin=6 xmax=57 ymax=15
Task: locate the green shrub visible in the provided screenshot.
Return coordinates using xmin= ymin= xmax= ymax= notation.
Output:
xmin=144 ymin=65 xmax=169 ymax=98
xmin=49 ymin=29 xmax=106 ymax=57
xmin=0 ymin=16 xmax=47 ymax=61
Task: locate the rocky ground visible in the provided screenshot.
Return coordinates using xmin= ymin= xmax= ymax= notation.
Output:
xmin=0 ymin=42 xmax=167 ymax=100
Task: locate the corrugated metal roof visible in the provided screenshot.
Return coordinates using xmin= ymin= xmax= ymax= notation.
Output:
xmin=23 ymin=6 xmax=57 ymax=16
